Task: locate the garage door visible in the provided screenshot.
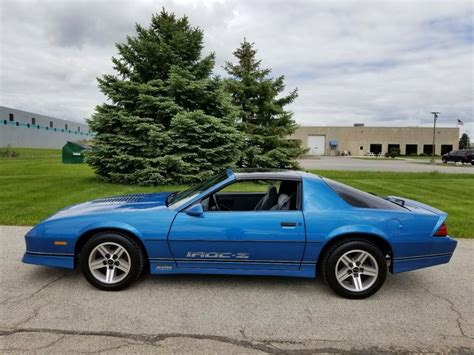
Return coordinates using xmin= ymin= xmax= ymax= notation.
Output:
xmin=307 ymin=135 xmax=326 ymax=155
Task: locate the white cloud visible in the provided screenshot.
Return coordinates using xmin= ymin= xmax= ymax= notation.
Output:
xmin=0 ymin=0 xmax=472 ymax=134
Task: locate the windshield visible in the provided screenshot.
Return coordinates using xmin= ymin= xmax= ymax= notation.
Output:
xmin=168 ymin=172 xmax=228 ymax=209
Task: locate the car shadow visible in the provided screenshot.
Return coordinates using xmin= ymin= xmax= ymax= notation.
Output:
xmin=23 ymin=265 xmax=425 ymax=299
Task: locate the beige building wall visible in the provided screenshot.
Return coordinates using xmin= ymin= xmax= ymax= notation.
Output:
xmin=291 ymin=126 xmax=459 ymax=156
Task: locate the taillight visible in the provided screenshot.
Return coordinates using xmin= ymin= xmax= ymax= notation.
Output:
xmin=434 ymin=223 xmax=448 ymax=237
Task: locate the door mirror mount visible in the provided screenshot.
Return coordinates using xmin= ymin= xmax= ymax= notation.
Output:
xmin=185 ymin=203 xmax=204 ymax=217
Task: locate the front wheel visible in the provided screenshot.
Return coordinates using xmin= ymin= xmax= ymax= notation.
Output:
xmin=80 ymin=232 xmax=145 ymax=291
xmin=322 ymin=239 xmax=387 ymax=299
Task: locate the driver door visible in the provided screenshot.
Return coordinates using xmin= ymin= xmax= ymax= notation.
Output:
xmin=167 ymin=180 xmax=306 ymax=270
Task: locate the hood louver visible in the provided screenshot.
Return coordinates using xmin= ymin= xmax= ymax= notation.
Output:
xmin=92 ymin=194 xmax=149 ymax=204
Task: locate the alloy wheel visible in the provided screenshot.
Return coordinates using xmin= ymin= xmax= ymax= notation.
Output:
xmin=88 ymin=242 xmax=131 ymax=284
xmin=335 ymin=249 xmax=379 ymax=292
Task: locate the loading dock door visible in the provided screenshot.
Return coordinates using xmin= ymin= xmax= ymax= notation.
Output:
xmin=308 ymin=135 xmax=326 ymax=155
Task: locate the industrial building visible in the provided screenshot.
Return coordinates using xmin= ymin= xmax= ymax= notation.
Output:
xmin=0 ymin=106 xmax=93 ymax=149
xmin=291 ymin=125 xmax=459 ymax=156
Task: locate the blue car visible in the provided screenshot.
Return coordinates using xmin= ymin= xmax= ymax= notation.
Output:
xmin=23 ymin=169 xmax=457 ymax=298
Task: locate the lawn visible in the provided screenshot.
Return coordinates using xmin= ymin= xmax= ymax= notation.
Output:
xmin=1 ymin=148 xmax=473 ymax=237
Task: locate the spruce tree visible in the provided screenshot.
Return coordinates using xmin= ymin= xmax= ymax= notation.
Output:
xmin=459 ymin=133 xmax=470 ymax=150
xmin=224 ymin=39 xmax=307 ymax=169
xmin=87 ymin=10 xmax=241 ymax=185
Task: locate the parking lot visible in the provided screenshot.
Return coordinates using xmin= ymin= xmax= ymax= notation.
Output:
xmin=1 ymin=226 xmax=473 ymax=353
xmin=299 ymin=156 xmax=474 ymax=174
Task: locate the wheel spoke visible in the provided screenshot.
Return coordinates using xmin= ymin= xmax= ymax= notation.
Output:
xmin=336 ymin=267 xmax=351 ymax=282
xmin=89 ymin=259 xmax=105 ymax=270
xmin=105 ymin=267 xmax=115 ymax=283
xmin=114 ymin=246 xmax=125 ymax=259
xmin=361 ymin=266 xmax=378 ymax=277
xmin=340 ymin=255 xmax=353 ymax=268
xmin=352 ymin=275 xmax=363 ymax=291
xmin=116 ymin=260 xmax=130 ymax=273
xmin=97 ymin=245 xmax=110 ymax=258
xmin=355 ymin=251 xmax=369 ymax=265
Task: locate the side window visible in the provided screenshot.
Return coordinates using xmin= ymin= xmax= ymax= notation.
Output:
xmin=202 ymin=179 xmax=300 ymax=212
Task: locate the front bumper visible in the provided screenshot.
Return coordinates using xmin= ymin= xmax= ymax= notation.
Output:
xmin=22 ymin=252 xmax=74 ymax=269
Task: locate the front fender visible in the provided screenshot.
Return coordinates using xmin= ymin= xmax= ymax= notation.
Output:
xmin=77 ymin=221 xmax=144 ymax=241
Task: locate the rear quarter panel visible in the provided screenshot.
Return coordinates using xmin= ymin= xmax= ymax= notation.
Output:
xmin=300 ymin=175 xmax=448 ymax=267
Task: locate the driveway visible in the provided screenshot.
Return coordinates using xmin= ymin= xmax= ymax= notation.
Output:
xmin=299 ymin=156 xmax=474 ymax=174
xmin=1 ymin=226 xmax=473 ymax=353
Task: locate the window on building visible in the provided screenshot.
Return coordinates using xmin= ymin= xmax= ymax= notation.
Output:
xmin=65 ymin=124 xmax=68 ymax=130
xmin=9 ymin=113 xmax=14 ymax=122
xmin=423 ymin=144 xmax=434 ymax=155
xmin=31 ymin=117 xmax=36 ymax=125
xmin=387 ymin=144 xmax=400 ymax=152
xmin=441 ymin=145 xmax=453 ymax=155
xmin=78 ymin=126 xmax=81 ymax=132
xmin=405 ymin=144 xmax=417 ymax=156
xmin=369 ymin=144 xmax=382 ymax=154
xmin=49 ymin=121 xmax=53 ymax=128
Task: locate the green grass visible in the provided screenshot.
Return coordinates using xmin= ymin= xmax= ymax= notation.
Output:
xmin=1 ymin=148 xmax=472 ymax=237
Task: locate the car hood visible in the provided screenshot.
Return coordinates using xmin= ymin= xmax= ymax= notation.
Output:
xmin=45 ymin=192 xmax=173 ymax=221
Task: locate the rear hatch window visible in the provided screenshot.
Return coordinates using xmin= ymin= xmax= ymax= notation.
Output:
xmin=324 ymin=178 xmax=406 ymax=210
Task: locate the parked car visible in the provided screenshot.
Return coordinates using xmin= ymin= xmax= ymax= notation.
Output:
xmin=442 ymin=149 xmax=474 ymax=165
xmin=23 ymin=169 xmax=457 ymax=299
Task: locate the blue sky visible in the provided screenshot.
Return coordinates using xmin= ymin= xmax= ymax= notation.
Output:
xmin=0 ymin=0 xmax=472 ymax=134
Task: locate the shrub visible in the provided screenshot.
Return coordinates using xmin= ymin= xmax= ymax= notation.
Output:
xmin=388 ymin=147 xmax=400 ymax=159
xmin=0 ymin=146 xmax=19 ymax=158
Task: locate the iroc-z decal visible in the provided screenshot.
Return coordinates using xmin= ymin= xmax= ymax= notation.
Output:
xmin=186 ymin=251 xmax=250 ymax=259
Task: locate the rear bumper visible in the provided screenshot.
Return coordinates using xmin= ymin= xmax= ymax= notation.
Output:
xmin=392 ymin=237 xmax=457 ymax=273
xmin=22 ymin=252 xmax=74 ymax=269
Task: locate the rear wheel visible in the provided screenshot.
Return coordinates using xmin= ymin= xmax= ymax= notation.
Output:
xmin=322 ymin=239 xmax=387 ymax=299
xmin=80 ymin=232 xmax=144 ymax=291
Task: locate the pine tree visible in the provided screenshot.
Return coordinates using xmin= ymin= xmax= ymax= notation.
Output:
xmin=224 ymin=39 xmax=307 ymax=169
xmin=87 ymin=10 xmax=241 ymax=185
xmin=459 ymin=133 xmax=470 ymax=150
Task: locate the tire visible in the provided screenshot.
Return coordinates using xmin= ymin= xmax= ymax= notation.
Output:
xmin=442 ymin=159 xmax=447 ymax=164
xmin=79 ymin=232 xmax=145 ymax=291
xmin=321 ymin=238 xmax=387 ymax=299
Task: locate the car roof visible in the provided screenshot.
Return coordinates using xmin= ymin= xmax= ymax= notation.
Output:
xmin=230 ymin=168 xmax=315 ymax=181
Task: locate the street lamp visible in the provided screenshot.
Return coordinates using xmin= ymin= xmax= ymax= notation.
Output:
xmin=430 ymin=112 xmax=439 ymax=164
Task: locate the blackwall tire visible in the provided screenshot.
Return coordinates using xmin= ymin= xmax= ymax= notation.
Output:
xmin=322 ymin=239 xmax=387 ymax=299
xmin=79 ymin=232 xmax=145 ymax=291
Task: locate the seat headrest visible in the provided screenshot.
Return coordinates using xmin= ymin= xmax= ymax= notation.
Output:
xmin=267 ymin=185 xmax=277 ymax=199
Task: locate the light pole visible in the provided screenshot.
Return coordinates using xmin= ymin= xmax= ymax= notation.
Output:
xmin=430 ymin=112 xmax=439 ymax=164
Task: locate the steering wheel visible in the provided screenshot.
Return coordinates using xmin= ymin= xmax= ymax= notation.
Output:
xmin=212 ymin=194 xmax=221 ymax=211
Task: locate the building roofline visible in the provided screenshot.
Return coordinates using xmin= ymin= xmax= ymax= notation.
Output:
xmin=1 ymin=105 xmax=88 ymax=126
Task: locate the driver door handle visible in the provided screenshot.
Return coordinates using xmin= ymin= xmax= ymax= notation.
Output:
xmin=281 ymin=222 xmax=297 ymax=227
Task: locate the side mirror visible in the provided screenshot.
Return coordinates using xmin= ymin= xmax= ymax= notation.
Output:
xmin=185 ymin=203 xmax=204 ymax=217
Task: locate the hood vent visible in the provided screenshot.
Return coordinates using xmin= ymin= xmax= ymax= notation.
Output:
xmin=92 ymin=194 xmax=148 ymax=204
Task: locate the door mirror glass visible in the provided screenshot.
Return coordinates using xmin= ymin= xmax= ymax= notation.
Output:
xmin=185 ymin=203 xmax=204 ymax=217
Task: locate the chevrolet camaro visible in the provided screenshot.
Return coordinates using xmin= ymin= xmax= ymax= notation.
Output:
xmin=23 ymin=169 xmax=457 ymax=298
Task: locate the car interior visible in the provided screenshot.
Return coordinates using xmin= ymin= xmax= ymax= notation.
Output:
xmin=201 ymin=180 xmax=300 ymax=212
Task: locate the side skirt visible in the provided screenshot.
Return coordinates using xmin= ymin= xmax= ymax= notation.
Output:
xmin=149 ymin=260 xmax=316 ymax=278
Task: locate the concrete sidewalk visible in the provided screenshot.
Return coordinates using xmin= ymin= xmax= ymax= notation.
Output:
xmin=1 ymin=226 xmax=473 ymax=353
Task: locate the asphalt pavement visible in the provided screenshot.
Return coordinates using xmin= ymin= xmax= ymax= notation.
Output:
xmin=299 ymin=156 xmax=474 ymax=173
xmin=1 ymin=226 xmax=473 ymax=353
